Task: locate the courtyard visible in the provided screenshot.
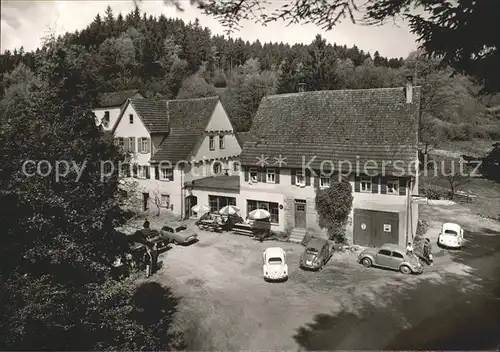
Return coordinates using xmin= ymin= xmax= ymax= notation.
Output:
xmin=130 ymin=202 xmax=500 ymax=350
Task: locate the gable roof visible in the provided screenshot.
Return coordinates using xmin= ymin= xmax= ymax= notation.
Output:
xmin=98 ymin=89 xmax=142 ymax=108
xmin=129 ymin=99 xmax=169 ymax=133
xmin=240 ymin=87 xmax=420 ymax=175
xmin=151 ymin=96 xmax=219 ymax=163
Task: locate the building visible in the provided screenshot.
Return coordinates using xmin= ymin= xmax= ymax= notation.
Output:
xmin=111 ymin=96 xmax=242 ymax=217
xmin=238 ymin=80 xmax=420 ymax=246
xmin=93 ymin=89 xmax=144 ymax=131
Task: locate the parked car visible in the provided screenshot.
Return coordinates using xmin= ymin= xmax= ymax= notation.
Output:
xmin=358 ymin=243 xmax=423 ymax=274
xmin=160 ymin=222 xmax=198 ymax=245
xmin=300 ymin=237 xmax=331 ymax=271
xmin=262 ymin=247 xmax=288 ymax=282
xmin=438 ymin=222 xmax=464 ymax=249
xmin=132 ymin=229 xmax=169 ymax=251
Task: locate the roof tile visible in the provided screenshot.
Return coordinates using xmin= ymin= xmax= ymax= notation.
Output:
xmin=98 ymin=89 xmax=142 ymax=108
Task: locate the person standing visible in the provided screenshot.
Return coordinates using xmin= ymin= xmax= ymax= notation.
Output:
xmin=406 ymin=241 xmax=414 ymax=255
xmin=151 ymin=243 xmax=158 ymax=274
xmin=143 ymin=218 xmax=150 ymax=229
xmin=144 ymin=248 xmax=152 ymax=277
xmin=423 ymin=238 xmax=434 ymax=266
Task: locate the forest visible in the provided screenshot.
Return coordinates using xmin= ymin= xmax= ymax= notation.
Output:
xmin=1 ymin=5 xmax=499 ymax=146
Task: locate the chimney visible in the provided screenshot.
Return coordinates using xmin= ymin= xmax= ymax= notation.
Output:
xmin=405 ymin=75 xmax=413 ymax=104
xmin=297 ymin=82 xmax=306 ymax=92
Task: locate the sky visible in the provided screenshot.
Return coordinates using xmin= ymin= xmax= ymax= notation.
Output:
xmin=1 ymin=0 xmax=418 ymax=59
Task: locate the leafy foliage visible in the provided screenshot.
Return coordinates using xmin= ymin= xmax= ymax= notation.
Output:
xmin=480 ymin=143 xmax=500 ymax=184
xmin=315 ymin=180 xmax=353 ymax=243
xmin=0 ymin=39 xmax=181 ymax=350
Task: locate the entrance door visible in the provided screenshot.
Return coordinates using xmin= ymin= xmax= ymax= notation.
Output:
xmin=353 ymin=209 xmax=374 ymax=246
xmin=185 ymin=195 xmax=198 ymax=218
xmin=142 ymin=192 xmax=149 ymax=211
xmin=294 ymin=199 xmax=306 ymax=229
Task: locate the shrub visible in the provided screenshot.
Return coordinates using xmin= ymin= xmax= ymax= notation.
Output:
xmin=416 ymin=220 xmax=429 ymax=238
xmin=315 ymin=179 xmax=353 ymax=243
xmin=420 ymin=182 xmax=449 ymax=200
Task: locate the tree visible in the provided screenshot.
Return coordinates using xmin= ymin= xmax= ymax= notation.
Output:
xmin=176 ymin=69 xmax=217 ymax=99
xmin=181 ymin=0 xmax=500 ymax=94
xmin=315 ymin=179 xmax=353 ymax=243
xmin=0 ymin=39 xmax=182 ymax=350
xmin=435 ymin=157 xmax=471 ymax=201
xmin=480 ymin=143 xmax=500 ymax=184
xmin=304 ymin=35 xmax=338 ymax=91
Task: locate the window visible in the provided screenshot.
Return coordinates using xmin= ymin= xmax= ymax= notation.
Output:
xmin=209 ymin=136 xmax=215 ymax=150
xmin=392 ymin=251 xmax=404 ymax=259
xmin=161 ymin=194 xmax=170 ymax=207
xmin=213 ymin=162 xmax=222 ymax=175
xmin=209 ymin=195 xmax=236 ymax=212
xmin=121 ymin=163 xmax=130 ymax=177
xmin=139 ymin=138 xmax=147 ymax=153
xmin=103 ymin=111 xmax=110 ymax=127
xmin=387 ymin=178 xmax=399 ymax=194
xmin=247 ymin=200 xmax=279 ymax=224
xmin=320 ymin=177 xmax=330 ymax=188
xmin=117 ymin=138 xmax=124 ymax=149
xmin=160 ymin=167 xmax=173 ymax=181
xmin=219 ymin=135 xmax=225 ymax=149
xmin=296 ymin=170 xmax=305 ymax=186
xmin=129 ymin=114 xmax=133 ymax=124
xmin=360 ymin=176 xmax=372 ymax=192
xmin=233 ymin=162 xmax=240 ymax=172
xmin=266 ymin=168 xmax=275 ymax=183
xmin=249 ymin=168 xmax=258 ymax=182
xmin=378 ymin=249 xmax=391 ymax=256
xmin=137 ymin=165 xmax=147 ymax=179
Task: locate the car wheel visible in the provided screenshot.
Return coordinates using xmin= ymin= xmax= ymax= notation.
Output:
xmin=361 ymin=257 xmax=372 ymax=268
xmin=400 ymin=265 xmax=412 ymax=275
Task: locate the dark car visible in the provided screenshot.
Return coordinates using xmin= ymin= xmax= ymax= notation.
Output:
xmin=132 ymin=229 xmax=170 ymax=251
xmin=300 ymin=237 xmax=332 ymax=271
xmin=358 ymin=243 xmax=423 ymax=274
xmin=160 ymin=222 xmax=198 ymax=245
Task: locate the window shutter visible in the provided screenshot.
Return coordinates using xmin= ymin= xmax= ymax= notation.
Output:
xmin=354 ymin=176 xmax=360 ymax=192
xmin=275 ymin=169 xmax=280 ymax=184
xmin=155 ymin=166 xmax=159 ymax=180
xmin=145 ymin=166 xmax=150 ymax=179
xmin=314 ymin=173 xmax=319 ymax=188
xmin=372 ymin=176 xmax=378 ymax=193
xmin=146 ymin=138 xmax=151 ymax=153
xmin=260 ymin=168 xmax=266 ymax=183
xmin=244 ymin=166 xmax=249 ymax=182
xmin=291 ymin=169 xmax=296 ymax=185
xmin=136 ymin=137 xmax=141 ymax=153
xmin=132 ymin=164 xmax=138 ymax=178
xmin=170 ymin=168 xmax=174 ymax=181
xmin=381 ymin=177 xmax=387 ymax=194
xmin=305 ymin=170 xmax=311 ymax=186
xmin=399 ymin=178 xmax=407 ymax=196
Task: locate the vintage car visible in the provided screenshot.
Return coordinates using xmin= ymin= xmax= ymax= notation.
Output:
xmin=438 ymin=222 xmax=464 ymax=249
xmin=300 ymin=237 xmax=331 ymax=271
xmin=262 ymin=247 xmax=288 ymax=282
xmin=132 ymin=229 xmax=169 ymax=251
xmin=358 ymin=243 xmax=423 ymax=274
xmin=160 ymin=222 xmax=198 ymax=245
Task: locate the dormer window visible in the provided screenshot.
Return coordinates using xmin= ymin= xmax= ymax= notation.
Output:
xmin=219 ymin=135 xmax=225 ymax=149
xmin=129 ymin=114 xmax=133 ymax=124
xmin=103 ymin=111 xmax=110 ymax=127
xmin=209 ymin=136 xmax=215 ymax=151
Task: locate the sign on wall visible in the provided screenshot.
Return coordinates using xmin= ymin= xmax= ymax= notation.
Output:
xmin=383 ymin=224 xmax=391 ymax=232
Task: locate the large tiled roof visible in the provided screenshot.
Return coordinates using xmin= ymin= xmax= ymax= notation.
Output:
xmin=151 ymin=97 xmax=219 ymax=163
xmin=235 ymin=132 xmax=254 ymax=146
xmin=98 ymin=89 xmax=141 ymax=108
xmin=240 ymin=87 xmax=420 ymax=175
xmin=130 ymin=99 xmax=169 ymax=133
xmin=189 ymin=175 xmax=240 ymax=191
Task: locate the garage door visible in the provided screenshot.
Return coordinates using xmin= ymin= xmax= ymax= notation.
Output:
xmin=353 ymin=209 xmax=399 ymax=247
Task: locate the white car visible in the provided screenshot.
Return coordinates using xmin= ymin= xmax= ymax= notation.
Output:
xmin=262 ymin=247 xmax=288 ymax=282
xmin=438 ymin=222 xmax=464 ymax=248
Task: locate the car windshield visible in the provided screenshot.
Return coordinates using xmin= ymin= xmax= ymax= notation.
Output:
xmin=306 ymin=248 xmax=318 ymax=254
xmin=176 ymin=226 xmax=187 ymax=232
xmin=268 ymin=257 xmax=282 ymax=265
xmin=444 ymin=229 xmax=458 ymax=236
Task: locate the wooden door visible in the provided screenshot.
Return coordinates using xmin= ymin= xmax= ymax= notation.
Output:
xmin=294 ymin=199 xmax=306 ymax=228
xmin=353 ymin=209 xmax=374 ymax=246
